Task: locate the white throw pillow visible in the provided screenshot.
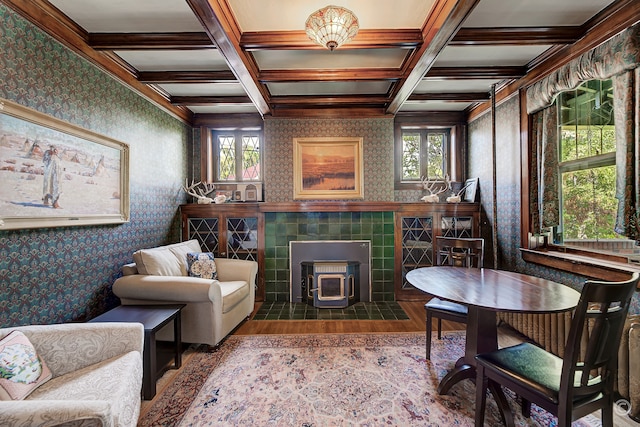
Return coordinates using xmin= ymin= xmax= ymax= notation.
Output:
xmin=133 ymin=240 xmax=202 ymax=276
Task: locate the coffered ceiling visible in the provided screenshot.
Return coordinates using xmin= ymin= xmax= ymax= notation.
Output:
xmin=6 ymin=0 xmax=631 ymax=122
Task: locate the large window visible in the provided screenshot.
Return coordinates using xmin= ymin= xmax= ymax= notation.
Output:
xmin=211 ymin=129 xmax=262 ymax=182
xmin=555 ymin=79 xmax=629 ymax=247
xmin=400 ymin=129 xmax=447 ymax=181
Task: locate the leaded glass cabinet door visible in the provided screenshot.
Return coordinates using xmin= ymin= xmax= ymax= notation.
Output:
xmin=399 ymin=215 xmax=434 ymax=294
xmin=441 ymin=216 xmax=473 ymax=238
xmin=226 ymin=216 xmax=258 ymax=261
xmin=187 ymin=217 xmax=219 ymax=255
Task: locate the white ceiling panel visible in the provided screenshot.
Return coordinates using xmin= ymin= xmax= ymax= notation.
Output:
xmin=267 ymin=81 xmax=392 ymax=96
xmin=187 ymin=105 xmax=260 ymax=114
xmin=463 ymin=0 xmax=612 ymax=27
xmin=115 ymin=50 xmax=229 ymax=72
xmin=399 ymin=101 xmax=472 ymax=112
xmin=435 ymin=45 xmax=553 ymax=67
xmin=229 ymin=0 xmax=436 ymax=31
xmin=414 ymin=79 xmax=503 ymax=93
xmin=49 ymin=0 xmax=203 ymax=32
xmin=158 ymin=83 xmax=248 ymax=97
xmin=254 ymin=49 xmax=408 ymax=70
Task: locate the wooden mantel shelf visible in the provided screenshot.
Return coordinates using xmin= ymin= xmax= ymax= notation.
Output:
xmin=181 ymin=201 xmax=480 ymax=213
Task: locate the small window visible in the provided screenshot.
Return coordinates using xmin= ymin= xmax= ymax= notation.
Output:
xmin=211 ymin=129 xmax=262 ymax=182
xmin=401 ymin=129 xmax=447 ymax=181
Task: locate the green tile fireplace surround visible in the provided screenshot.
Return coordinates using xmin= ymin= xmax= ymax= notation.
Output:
xmin=181 ymin=202 xmax=480 ymax=303
xmin=264 ymin=211 xmax=396 ymax=302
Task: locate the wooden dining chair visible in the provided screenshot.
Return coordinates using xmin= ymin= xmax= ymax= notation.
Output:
xmin=424 ymin=236 xmax=484 ymax=359
xmin=474 ymin=272 xmax=640 ymax=427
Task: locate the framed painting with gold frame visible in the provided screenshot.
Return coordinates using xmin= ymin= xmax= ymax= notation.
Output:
xmin=293 ymin=137 xmax=364 ymax=200
xmin=0 ymin=98 xmax=130 ymax=230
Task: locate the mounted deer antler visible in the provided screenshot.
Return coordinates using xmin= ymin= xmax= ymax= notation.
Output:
xmin=183 ymin=179 xmax=216 ymax=204
xmin=446 ymin=179 xmax=473 ymax=203
xmin=420 ymin=174 xmax=451 ymax=203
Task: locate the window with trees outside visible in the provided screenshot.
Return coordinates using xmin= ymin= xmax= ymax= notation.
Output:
xmin=401 ymin=129 xmax=447 ymax=181
xmin=211 ymin=129 xmax=262 ymax=182
xmin=555 ymin=79 xmax=630 ymax=249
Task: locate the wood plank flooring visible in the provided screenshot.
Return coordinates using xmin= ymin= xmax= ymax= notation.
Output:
xmin=233 ymin=301 xmax=465 ymax=335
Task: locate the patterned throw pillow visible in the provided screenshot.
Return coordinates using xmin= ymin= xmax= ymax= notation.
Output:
xmin=187 ymin=252 xmax=217 ymax=280
xmin=0 ymin=331 xmax=52 ymax=400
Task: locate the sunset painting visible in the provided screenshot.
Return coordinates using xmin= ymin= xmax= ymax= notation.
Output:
xmin=293 ymin=138 xmax=363 ymax=200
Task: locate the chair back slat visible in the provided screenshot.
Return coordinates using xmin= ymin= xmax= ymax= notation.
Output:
xmin=561 ymin=273 xmax=639 ymax=398
xmin=435 ymin=237 xmax=484 ymax=269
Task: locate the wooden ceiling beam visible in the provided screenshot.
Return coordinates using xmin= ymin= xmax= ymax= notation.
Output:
xmin=387 ymin=0 xmax=482 ymax=114
xmin=450 ymin=26 xmax=582 ymax=46
xmin=425 ymin=66 xmax=527 ymax=80
xmin=259 ymin=69 xmax=401 ymax=82
xmin=138 ymin=71 xmax=236 ymax=84
xmin=88 ymin=32 xmax=214 ymax=50
xmin=409 ymin=92 xmax=490 ymax=102
xmin=240 ymin=29 xmax=423 ymax=50
xmin=187 ymin=0 xmax=271 ymax=116
xmin=171 ymin=95 xmax=252 ymax=105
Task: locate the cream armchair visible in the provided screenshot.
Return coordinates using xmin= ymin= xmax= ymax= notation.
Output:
xmin=113 ymin=240 xmax=257 ymax=347
xmin=0 ymin=322 xmax=143 ymax=427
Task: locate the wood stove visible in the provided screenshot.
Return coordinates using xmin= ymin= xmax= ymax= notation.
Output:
xmin=290 ymin=240 xmax=371 ymax=305
xmin=301 ymin=261 xmax=359 ymax=308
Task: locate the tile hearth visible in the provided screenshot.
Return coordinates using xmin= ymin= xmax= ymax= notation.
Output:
xmin=252 ymin=301 xmax=409 ymax=320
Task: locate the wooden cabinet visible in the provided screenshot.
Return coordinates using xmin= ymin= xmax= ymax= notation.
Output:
xmin=395 ymin=203 xmax=480 ymax=300
xmin=181 ymin=202 xmax=479 ymax=302
xmin=181 ymin=203 xmax=264 ymax=299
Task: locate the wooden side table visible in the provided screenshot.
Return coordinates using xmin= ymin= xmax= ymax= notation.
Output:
xmin=90 ymin=304 xmax=186 ymax=400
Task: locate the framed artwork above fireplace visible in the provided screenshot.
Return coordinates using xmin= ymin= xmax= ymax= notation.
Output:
xmin=293 ymin=137 xmax=364 ymax=200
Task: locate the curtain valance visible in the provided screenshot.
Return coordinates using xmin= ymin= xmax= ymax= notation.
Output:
xmin=526 ymin=23 xmax=640 ymax=114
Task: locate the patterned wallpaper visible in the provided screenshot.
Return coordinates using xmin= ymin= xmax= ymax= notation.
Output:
xmin=0 ymin=5 xmax=191 ymax=327
xmin=263 ymin=117 xmax=395 ymax=202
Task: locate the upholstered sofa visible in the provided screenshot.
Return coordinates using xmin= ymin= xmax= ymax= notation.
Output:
xmin=0 ymin=322 xmax=143 ymax=427
xmin=112 ymin=239 xmax=257 ymax=347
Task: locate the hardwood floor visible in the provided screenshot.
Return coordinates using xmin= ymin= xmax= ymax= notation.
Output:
xmin=233 ymin=301 xmax=465 ymax=335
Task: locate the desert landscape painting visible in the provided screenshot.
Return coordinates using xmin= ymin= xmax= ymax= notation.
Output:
xmin=293 ymin=137 xmax=363 ymax=200
xmin=0 ymin=100 xmax=128 ymax=229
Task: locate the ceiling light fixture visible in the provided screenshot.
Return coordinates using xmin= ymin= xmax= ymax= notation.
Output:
xmin=305 ymin=5 xmax=359 ymax=51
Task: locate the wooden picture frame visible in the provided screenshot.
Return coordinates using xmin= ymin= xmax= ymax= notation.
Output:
xmin=0 ymin=98 xmax=130 ymax=230
xmin=293 ymin=137 xmax=364 ymax=200
xmin=463 ymin=177 xmax=479 ymax=202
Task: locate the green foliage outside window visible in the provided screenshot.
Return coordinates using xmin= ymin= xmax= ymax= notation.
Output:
xmin=215 ymin=131 xmax=261 ymax=182
xmin=401 ymin=131 xmax=445 ymax=180
xmin=558 ymin=79 xmax=622 ymax=241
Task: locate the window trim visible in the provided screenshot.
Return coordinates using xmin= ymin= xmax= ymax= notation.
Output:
xmin=393 ymin=117 xmax=465 ymax=190
xmin=399 ymin=128 xmax=449 ymax=182
xmin=205 ymin=128 xmax=264 ymax=184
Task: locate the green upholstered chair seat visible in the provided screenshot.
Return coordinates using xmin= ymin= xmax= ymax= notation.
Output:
xmin=476 ymin=342 xmax=602 ymax=407
xmin=425 ymin=298 xmax=468 ymax=314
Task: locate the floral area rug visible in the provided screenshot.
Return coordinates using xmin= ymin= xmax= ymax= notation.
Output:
xmin=139 ymin=332 xmax=594 ymax=426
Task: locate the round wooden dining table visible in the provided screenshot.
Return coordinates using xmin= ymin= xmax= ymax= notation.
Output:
xmin=406 ymin=267 xmax=580 ymax=393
